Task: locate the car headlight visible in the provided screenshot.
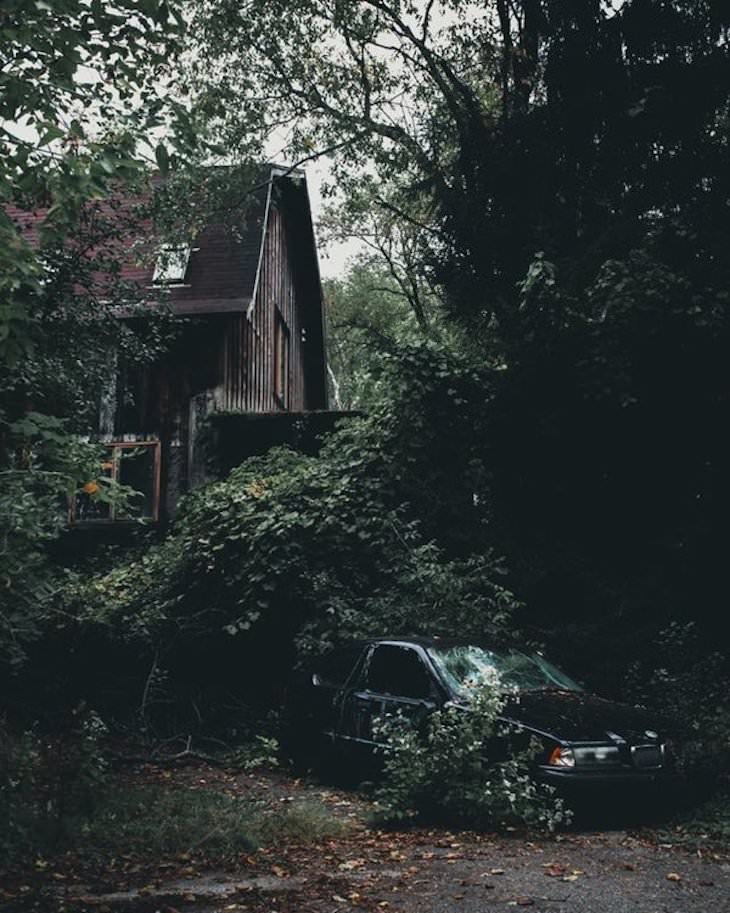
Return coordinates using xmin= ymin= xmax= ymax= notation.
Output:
xmin=548 ymin=746 xmax=575 ymax=767
xmin=548 ymin=744 xmax=621 ymax=766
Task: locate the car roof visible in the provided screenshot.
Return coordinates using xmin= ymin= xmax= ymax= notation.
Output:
xmin=325 ymin=635 xmax=518 ymax=654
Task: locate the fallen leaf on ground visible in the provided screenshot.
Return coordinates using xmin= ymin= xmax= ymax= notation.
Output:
xmin=666 ymin=873 xmax=682 ymax=882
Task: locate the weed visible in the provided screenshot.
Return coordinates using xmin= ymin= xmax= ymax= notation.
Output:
xmin=7 ymin=782 xmax=353 ymax=866
xmin=63 ymin=786 xmax=258 ymax=858
xmin=251 ymin=799 xmax=352 ymax=844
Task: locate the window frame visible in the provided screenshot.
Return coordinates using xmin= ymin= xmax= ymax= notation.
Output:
xmin=273 ymin=306 xmax=291 ymax=409
xmin=152 ymin=244 xmax=192 ymax=285
xmin=364 ymin=643 xmax=434 ymax=700
xmin=69 ymin=439 xmax=162 ymax=525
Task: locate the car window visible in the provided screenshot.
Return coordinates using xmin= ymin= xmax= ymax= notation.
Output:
xmin=315 ymin=646 xmax=364 ymax=687
xmin=429 ymin=644 xmax=582 ymax=695
xmin=366 ymin=645 xmax=432 ymax=699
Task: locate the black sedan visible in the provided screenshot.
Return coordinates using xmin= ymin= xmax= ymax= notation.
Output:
xmin=284 ymin=637 xmax=677 ymax=793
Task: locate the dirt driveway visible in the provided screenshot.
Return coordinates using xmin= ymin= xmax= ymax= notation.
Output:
xmin=3 ymin=766 xmax=729 ymax=913
xmin=67 ymin=829 xmax=730 ymax=913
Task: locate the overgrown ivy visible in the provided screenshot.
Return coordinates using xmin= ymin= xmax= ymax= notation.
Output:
xmin=61 ymin=345 xmax=519 ymax=722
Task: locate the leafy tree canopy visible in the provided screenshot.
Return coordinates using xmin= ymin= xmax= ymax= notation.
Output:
xmin=0 ymin=0 xmax=192 ymax=669
xmin=186 ymin=0 xmax=730 ymax=334
xmin=0 ymin=0 xmax=193 ymax=360
xmin=181 ymin=0 xmax=730 ymax=690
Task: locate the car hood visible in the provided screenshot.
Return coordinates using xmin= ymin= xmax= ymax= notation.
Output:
xmin=498 ymin=689 xmax=667 ymax=744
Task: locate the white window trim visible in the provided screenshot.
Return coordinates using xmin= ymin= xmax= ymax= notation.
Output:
xmin=152 ymin=244 xmax=193 ymax=284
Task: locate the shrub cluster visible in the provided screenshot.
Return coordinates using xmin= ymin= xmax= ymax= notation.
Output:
xmin=625 ymin=622 xmax=730 ymax=785
xmin=374 ymin=680 xmax=570 ymax=832
xmin=0 ymin=705 xmax=109 ymax=863
xmin=58 ymin=346 xmax=519 ymax=725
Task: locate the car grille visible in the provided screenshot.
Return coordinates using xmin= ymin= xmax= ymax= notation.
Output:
xmin=631 ymin=744 xmax=662 ymax=769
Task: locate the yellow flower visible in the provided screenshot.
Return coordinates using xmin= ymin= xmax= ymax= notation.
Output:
xmin=82 ymin=481 xmax=99 ymax=495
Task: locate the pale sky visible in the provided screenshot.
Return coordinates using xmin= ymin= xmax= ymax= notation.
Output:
xmin=306 ymin=160 xmax=362 ymax=280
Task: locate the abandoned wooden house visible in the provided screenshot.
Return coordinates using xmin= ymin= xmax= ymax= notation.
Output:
xmin=11 ymin=166 xmax=336 ymax=524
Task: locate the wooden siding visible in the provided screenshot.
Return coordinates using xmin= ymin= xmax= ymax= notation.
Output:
xmin=219 ymin=203 xmax=308 ymax=412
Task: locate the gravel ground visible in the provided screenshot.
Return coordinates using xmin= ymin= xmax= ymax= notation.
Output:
xmin=4 ymin=766 xmax=729 ymax=913
xmin=353 ymin=830 xmax=730 ymax=913
xmin=57 ymin=825 xmax=730 ymax=913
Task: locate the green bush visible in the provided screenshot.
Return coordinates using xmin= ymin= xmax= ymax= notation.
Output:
xmin=373 ymin=680 xmax=570 ymax=832
xmin=0 ymin=725 xmax=42 ymax=861
xmin=625 ymin=622 xmax=730 ymax=783
xmin=64 ymin=345 xmax=519 ymax=722
xmin=0 ymin=706 xmax=109 ymax=863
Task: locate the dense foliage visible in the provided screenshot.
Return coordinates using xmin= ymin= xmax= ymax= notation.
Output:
xmin=0 ymin=1 xmax=192 ymax=671
xmin=0 ymin=705 xmax=109 ymax=861
xmin=323 ymin=252 xmax=467 ymax=410
xmin=0 ymin=199 xmax=179 ymax=668
xmin=4 ymin=0 xmax=730 ymax=848
xmin=182 ymin=0 xmax=730 ymax=696
xmin=374 ymin=680 xmax=569 ymax=831
xmin=0 ymin=0 xmax=189 ymax=363
xmin=60 ymin=345 xmax=517 ymax=722
xmin=324 ymin=265 xmax=431 ymax=411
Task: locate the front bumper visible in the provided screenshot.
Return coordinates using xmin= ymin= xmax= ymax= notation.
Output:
xmin=536 ymin=764 xmax=681 ymax=794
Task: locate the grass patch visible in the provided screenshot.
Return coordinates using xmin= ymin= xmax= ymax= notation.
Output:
xmin=57 ymin=786 xmax=352 ymax=861
xmin=62 ymin=786 xmax=259 ymax=859
xmin=251 ymin=799 xmax=352 ymax=844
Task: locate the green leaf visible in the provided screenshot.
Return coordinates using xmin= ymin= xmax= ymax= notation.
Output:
xmin=37 ymin=124 xmax=65 ymax=147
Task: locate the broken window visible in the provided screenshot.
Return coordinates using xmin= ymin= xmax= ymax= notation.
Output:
xmin=71 ymin=440 xmax=161 ymax=524
xmin=152 ymin=244 xmax=191 ymax=284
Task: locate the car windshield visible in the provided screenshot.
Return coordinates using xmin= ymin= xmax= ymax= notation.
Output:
xmin=429 ymin=645 xmax=582 ymax=696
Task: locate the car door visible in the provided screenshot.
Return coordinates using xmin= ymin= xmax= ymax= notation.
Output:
xmin=336 ymin=643 xmax=441 ymax=755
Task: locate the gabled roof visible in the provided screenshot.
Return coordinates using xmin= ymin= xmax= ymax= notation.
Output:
xmin=130 ymin=200 xmax=269 ymax=314
xmin=5 ymin=165 xmax=322 ymax=320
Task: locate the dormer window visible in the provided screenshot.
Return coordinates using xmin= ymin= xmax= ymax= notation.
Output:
xmin=153 ymin=244 xmax=191 ymax=284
